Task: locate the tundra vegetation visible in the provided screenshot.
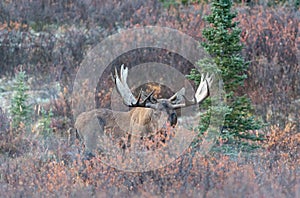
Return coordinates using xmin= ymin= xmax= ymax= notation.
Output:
xmin=0 ymin=0 xmax=299 ymax=197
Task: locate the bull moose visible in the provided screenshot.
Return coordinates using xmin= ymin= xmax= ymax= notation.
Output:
xmin=75 ymin=65 xmax=213 ymax=151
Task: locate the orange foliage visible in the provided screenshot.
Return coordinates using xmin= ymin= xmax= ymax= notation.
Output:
xmin=0 ymin=21 xmax=27 ymax=31
xmin=266 ymin=123 xmax=300 ymax=156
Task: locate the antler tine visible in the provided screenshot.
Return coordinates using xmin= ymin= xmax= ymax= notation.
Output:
xmin=120 ymin=64 xmax=128 ymax=84
xmin=168 ymin=87 xmax=185 ymax=102
xmin=204 ymin=73 xmax=213 ymax=87
xmin=136 ymin=89 xmax=143 ymax=103
xmin=132 ymin=90 xmax=155 ymax=107
xmin=114 ymin=64 xmax=138 ymax=106
xmin=171 ymin=94 xmax=197 ymax=109
xmin=194 ymin=73 xmax=213 ymax=104
xmin=143 ymin=90 xmax=155 ymax=103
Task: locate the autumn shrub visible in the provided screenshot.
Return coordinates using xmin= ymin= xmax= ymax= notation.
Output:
xmin=0 ymin=141 xmax=299 ymax=197
xmin=0 ymin=71 xmax=32 ymax=156
xmin=265 ymin=123 xmax=300 ymax=161
xmin=0 ymin=2 xmax=299 ymax=196
xmin=0 ymin=107 xmax=11 ymax=155
xmin=0 ymin=107 xmax=9 ymax=133
xmin=237 ymin=6 xmax=299 ymax=130
xmin=160 ymin=0 xmax=300 ymax=9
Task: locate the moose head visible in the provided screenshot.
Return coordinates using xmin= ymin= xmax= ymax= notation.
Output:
xmin=114 ymin=64 xmax=213 ymax=133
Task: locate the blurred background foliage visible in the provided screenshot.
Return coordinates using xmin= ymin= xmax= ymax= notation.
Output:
xmin=0 ymin=0 xmax=299 ymax=197
xmin=0 ymin=0 xmax=298 ymax=128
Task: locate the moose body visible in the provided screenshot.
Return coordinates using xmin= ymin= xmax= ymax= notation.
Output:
xmin=75 ymin=107 xmax=168 ymax=150
xmin=75 ymin=65 xmax=213 ymax=151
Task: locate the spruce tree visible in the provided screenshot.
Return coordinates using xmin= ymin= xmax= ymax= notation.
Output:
xmin=10 ymin=70 xmax=32 ymax=129
xmin=188 ymin=0 xmax=264 ymax=152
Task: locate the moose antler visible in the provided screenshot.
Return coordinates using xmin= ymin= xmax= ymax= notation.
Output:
xmin=114 ymin=64 xmax=213 ymax=109
xmin=114 ymin=64 xmax=154 ymax=107
xmin=171 ymin=73 xmax=213 ymax=109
